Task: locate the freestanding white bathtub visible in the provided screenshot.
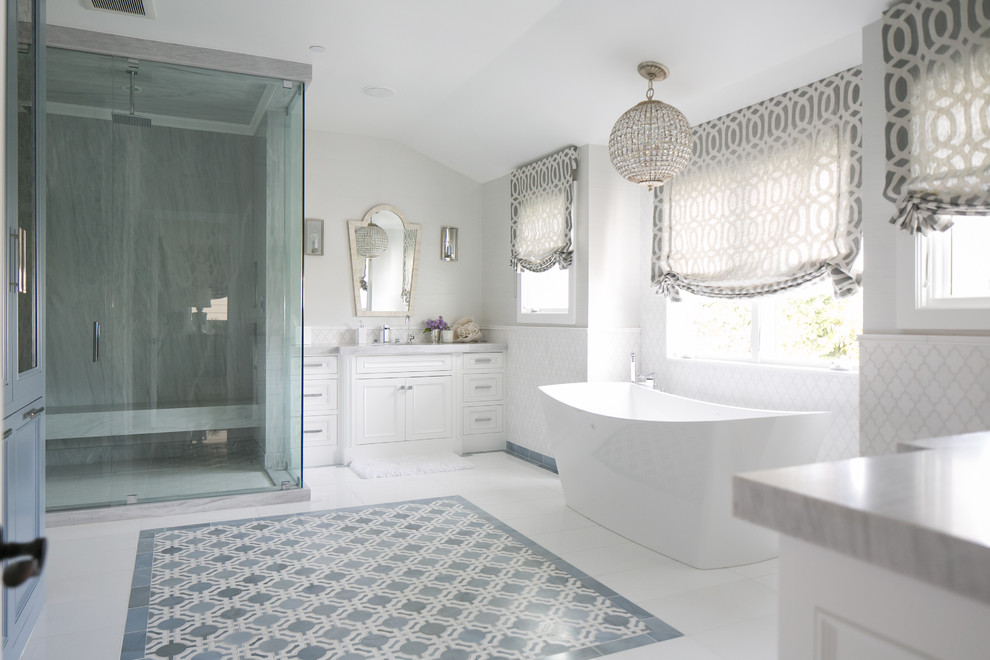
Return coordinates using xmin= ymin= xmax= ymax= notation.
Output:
xmin=539 ymin=381 xmax=830 ymax=569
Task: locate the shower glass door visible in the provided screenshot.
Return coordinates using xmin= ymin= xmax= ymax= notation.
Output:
xmin=45 ymin=48 xmax=304 ymax=510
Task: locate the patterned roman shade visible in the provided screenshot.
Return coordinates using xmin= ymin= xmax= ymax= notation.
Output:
xmin=509 ymin=146 xmax=578 ymax=272
xmin=883 ymin=0 xmax=990 ymax=234
xmin=653 ymin=68 xmax=863 ymax=300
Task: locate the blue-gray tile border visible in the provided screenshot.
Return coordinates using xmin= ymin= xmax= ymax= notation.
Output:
xmin=122 ymin=495 xmax=680 ymax=659
xmin=505 ymin=443 xmax=558 ymax=473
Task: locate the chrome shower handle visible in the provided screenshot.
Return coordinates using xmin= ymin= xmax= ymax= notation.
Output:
xmin=9 ymin=229 xmax=27 ymax=294
xmin=92 ymin=321 xmax=100 ymax=363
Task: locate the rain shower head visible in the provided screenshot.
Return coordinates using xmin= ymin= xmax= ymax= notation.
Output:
xmin=112 ymin=69 xmax=152 ymax=127
xmin=112 ymin=113 xmax=152 ymax=127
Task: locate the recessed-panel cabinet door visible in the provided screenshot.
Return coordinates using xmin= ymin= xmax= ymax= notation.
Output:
xmin=3 ymin=399 xmax=45 ymax=655
xmin=406 ymin=375 xmax=452 ymax=442
xmin=354 ymin=378 xmax=404 ymax=445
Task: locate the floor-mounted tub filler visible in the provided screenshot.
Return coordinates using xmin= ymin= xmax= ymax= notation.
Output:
xmin=539 ymin=381 xmax=830 ymax=569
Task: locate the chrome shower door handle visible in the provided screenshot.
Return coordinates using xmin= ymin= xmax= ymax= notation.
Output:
xmin=7 ymin=231 xmax=16 ymax=290
xmin=18 ymin=228 xmax=27 ymax=294
xmin=92 ymin=321 xmax=100 ymax=362
xmin=9 ymin=229 xmax=27 ymax=294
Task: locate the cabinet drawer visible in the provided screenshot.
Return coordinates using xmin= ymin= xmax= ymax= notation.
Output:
xmin=463 ymin=352 xmax=503 ymax=371
xmin=304 ymin=355 xmax=338 ymax=376
xmin=303 ymin=379 xmax=338 ymax=412
xmin=463 ymin=405 xmax=503 ymax=435
xmin=303 ymin=415 xmax=338 ymax=446
xmin=463 ymin=373 xmax=502 ymax=402
xmin=355 ymin=353 xmax=452 ymax=375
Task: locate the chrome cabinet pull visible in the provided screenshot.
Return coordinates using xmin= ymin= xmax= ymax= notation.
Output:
xmin=303 ymin=429 xmax=322 ymax=434
xmin=474 ymin=358 xmax=492 ymax=364
xmin=475 ymin=417 xmax=492 ymax=422
xmin=303 ymin=393 xmax=322 ymax=398
xmin=92 ymin=321 xmax=101 ymax=362
xmin=475 ymin=385 xmax=492 ymax=390
xmin=3 ymin=428 xmax=11 ymax=440
xmin=22 ymin=406 xmax=44 ymax=421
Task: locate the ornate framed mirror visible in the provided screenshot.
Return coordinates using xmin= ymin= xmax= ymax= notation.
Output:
xmin=347 ymin=204 xmax=422 ymax=316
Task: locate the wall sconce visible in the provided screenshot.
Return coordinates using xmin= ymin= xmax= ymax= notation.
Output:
xmin=440 ymin=226 xmax=458 ymax=261
xmin=305 ymin=218 xmax=324 ymax=256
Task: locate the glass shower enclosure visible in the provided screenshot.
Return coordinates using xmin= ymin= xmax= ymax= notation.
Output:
xmin=44 ymin=45 xmax=305 ymax=510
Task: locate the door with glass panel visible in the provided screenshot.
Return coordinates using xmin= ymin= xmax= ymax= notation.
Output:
xmin=45 ymin=48 xmax=304 ymax=509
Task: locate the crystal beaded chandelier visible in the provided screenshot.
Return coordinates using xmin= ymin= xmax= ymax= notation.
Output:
xmin=354 ymin=222 xmax=389 ymax=258
xmin=608 ymin=61 xmax=693 ymax=189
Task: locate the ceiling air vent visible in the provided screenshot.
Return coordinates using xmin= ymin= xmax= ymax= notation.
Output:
xmin=84 ymin=0 xmax=156 ymax=19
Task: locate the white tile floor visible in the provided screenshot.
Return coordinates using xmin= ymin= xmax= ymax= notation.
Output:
xmin=23 ymin=452 xmax=779 ymax=659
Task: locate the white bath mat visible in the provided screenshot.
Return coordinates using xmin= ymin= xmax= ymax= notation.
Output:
xmin=348 ymin=452 xmax=474 ymax=479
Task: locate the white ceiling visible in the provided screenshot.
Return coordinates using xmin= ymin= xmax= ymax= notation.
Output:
xmin=47 ymin=0 xmax=891 ymax=183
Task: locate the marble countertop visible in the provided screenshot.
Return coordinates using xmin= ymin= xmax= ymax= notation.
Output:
xmin=330 ymin=342 xmax=505 ymax=356
xmin=897 ymin=430 xmax=990 ymax=453
xmin=734 ymin=440 xmax=990 ymax=605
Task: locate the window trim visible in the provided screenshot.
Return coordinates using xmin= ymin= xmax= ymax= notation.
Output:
xmin=516 ymin=260 xmax=577 ymax=325
xmin=915 ymin=217 xmax=990 ymax=310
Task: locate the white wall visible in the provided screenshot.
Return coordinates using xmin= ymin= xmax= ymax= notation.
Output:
xmin=585 ymin=144 xmax=645 ymax=330
xmin=480 ymin=173 xmax=515 ymax=327
xmin=303 ymin=131 xmax=484 ymax=337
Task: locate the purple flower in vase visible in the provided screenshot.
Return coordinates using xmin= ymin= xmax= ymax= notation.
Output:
xmin=423 ymin=315 xmax=448 ymax=333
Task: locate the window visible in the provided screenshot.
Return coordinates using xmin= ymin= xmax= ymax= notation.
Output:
xmin=668 ymin=279 xmax=862 ymax=369
xmin=917 ymin=216 xmax=990 ymax=309
xmin=653 ymin=68 xmax=862 ymax=301
xmin=509 ymin=147 xmax=578 ymax=325
xmin=517 ymin=263 xmax=575 ymax=324
xmin=882 ymin=0 xmax=990 ymax=234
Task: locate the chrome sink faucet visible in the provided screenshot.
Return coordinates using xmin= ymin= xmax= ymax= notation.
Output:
xmin=404 ymin=315 xmax=413 ymax=344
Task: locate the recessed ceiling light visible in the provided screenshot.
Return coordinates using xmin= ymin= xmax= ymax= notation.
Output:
xmin=308 ymin=45 xmax=326 ymax=53
xmin=362 ymin=86 xmax=396 ymax=98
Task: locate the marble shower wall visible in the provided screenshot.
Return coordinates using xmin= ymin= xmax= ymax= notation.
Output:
xmin=860 ymin=335 xmax=990 ymax=456
xmin=46 ymin=114 xmax=261 ymax=411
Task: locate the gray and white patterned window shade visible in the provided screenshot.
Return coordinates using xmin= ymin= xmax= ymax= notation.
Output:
xmin=509 ymin=146 xmax=578 ymax=272
xmin=883 ymin=0 xmax=990 ymax=234
xmin=653 ymin=68 xmax=863 ymax=300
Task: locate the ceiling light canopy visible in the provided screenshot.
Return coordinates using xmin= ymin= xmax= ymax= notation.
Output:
xmin=362 ymin=86 xmax=396 ymax=98
xmin=608 ymin=61 xmax=693 ymax=190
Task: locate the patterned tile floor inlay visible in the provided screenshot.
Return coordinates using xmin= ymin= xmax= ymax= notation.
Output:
xmin=122 ymin=496 xmax=680 ymax=659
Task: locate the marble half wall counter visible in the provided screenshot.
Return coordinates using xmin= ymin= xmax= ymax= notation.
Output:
xmin=47 ymin=404 xmax=262 ymax=441
xmin=733 ymin=442 xmax=990 ymax=606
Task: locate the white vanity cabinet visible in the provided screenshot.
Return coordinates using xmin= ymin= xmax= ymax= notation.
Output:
xmin=302 ymin=354 xmax=339 ymax=467
xmin=351 ymin=353 xmax=453 ymax=447
xmin=339 ymin=345 xmax=506 ymax=462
